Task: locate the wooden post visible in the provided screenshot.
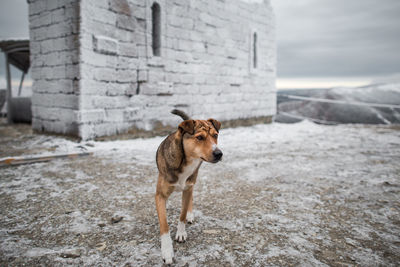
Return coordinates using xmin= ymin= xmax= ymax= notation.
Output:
xmin=0 ymin=152 xmax=93 ymax=167
xmin=18 ymin=71 xmax=25 ymax=96
xmin=5 ymin=53 xmax=12 ymax=123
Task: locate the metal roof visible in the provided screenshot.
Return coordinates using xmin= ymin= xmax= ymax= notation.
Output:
xmin=0 ymin=38 xmax=30 ymax=73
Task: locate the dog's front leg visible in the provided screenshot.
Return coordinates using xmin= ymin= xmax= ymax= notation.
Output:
xmin=186 ymin=191 xmax=194 ymax=224
xmin=155 ymin=180 xmax=174 ymax=264
xmin=176 ymin=186 xmax=193 ymax=242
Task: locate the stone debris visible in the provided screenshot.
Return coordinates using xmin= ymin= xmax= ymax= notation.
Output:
xmin=203 ymin=229 xmax=220 ymax=235
xmin=111 ymin=216 xmax=124 ymax=224
xmin=95 ymin=242 xmax=107 ymax=252
xmin=59 ymin=249 xmax=81 ymax=259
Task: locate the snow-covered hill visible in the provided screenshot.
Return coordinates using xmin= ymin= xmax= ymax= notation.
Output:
xmin=276 ymin=83 xmax=400 ymax=124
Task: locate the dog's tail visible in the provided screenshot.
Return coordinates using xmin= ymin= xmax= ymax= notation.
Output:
xmin=171 ymin=109 xmax=191 ymax=121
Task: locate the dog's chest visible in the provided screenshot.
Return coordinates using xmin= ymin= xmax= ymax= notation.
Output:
xmin=174 ymin=159 xmax=201 ymax=192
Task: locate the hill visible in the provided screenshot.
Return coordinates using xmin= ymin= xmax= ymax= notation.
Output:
xmin=276 ymin=83 xmax=400 ymax=124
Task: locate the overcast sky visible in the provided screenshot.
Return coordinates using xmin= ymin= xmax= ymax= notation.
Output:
xmin=0 ymin=0 xmax=29 ymax=89
xmin=271 ymin=0 xmax=400 ymax=87
xmin=1 ymin=0 xmax=400 ymax=88
xmin=0 ymin=0 xmax=28 ymax=39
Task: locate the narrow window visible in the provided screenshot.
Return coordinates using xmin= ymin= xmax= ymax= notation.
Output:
xmin=253 ymin=32 xmax=258 ymax=68
xmin=152 ymin=2 xmax=161 ymax=56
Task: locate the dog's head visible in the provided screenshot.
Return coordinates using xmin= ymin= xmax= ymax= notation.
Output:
xmin=179 ymin=118 xmax=223 ymax=163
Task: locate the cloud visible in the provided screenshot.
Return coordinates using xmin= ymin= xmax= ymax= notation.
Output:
xmin=271 ymin=0 xmax=400 ymax=78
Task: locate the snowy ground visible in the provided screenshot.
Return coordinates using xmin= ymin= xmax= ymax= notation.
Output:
xmin=1 ymin=120 xmax=400 ymax=266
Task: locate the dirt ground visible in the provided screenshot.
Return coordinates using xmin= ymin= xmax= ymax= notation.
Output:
xmin=0 ymin=119 xmax=399 ymax=266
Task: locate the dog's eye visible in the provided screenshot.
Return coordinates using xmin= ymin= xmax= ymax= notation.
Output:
xmin=213 ymin=134 xmax=218 ymax=139
xmin=196 ymin=135 xmax=204 ymax=141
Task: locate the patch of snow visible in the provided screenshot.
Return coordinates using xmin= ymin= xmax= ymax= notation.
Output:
xmin=69 ymin=211 xmax=92 ymax=234
xmin=25 ymin=247 xmax=57 ymax=257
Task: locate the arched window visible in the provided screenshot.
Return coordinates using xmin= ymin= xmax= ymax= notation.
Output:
xmin=253 ymin=32 xmax=258 ymax=69
xmin=151 ymin=2 xmax=161 ymax=56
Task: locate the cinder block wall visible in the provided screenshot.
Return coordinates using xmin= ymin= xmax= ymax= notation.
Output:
xmin=28 ymin=0 xmax=81 ymax=136
xmin=29 ymin=0 xmax=276 ymax=140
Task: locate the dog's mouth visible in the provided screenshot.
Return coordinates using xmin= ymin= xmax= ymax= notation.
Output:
xmin=211 ymin=158 xmax=222 ymax=163
xmin=201 ymin=157 xmax=222 ymax=164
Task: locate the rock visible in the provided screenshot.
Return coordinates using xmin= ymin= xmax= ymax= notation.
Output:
xmin=111 ymin=216 xmax=124 ymax=224
xmin=203 ymin=229 xmax=220 ymax=234
xmin=95 ymin=242 xmax=106 ymax=252
xmin=60 ymin=248 xmax=81 ymax=258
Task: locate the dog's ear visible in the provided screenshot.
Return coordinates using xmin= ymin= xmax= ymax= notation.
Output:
xmin=179 ymin=120 xmax=195 ymax=135
xmin=208 ymin=118 xmax=221 ymax=133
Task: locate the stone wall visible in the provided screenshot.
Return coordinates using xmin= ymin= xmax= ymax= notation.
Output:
xmin=29 ymin=0 xmax=276 ymax=140
xmin=28 ymin=0 xmax=81 ymax=135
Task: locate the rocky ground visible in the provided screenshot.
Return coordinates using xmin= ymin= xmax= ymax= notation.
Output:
xmin=0 ymin=119 xmax=400 ymax=266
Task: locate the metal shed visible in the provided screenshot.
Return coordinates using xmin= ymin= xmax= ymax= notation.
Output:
xmin=0 ymin=38 xmax=31 ymax=123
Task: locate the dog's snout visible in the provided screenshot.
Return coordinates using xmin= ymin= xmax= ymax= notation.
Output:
xmin=213 ymin=149 xmax=223 ymax=161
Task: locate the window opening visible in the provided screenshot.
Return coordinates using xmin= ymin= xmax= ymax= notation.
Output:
xmin=253 ymin=32 xmax=258 ymax=68
xmin=152 ymin=3 xmax=161 ymax=56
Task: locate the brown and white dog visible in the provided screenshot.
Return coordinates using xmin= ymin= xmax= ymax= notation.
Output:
xmin=155 ymin=110 xmax=223 ymax=264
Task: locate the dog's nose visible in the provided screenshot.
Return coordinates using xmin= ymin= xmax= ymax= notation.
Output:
xmin=213 ymin=149 xmax=223 ymax=161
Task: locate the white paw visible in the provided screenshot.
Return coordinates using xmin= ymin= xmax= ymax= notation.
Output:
xmin=161 ymin=233 xmax=174 ymax=264
xmin=175 ymin=221 xmax=187 ymax=243
xmin=186 ymin=211 xmax=194 ymax=224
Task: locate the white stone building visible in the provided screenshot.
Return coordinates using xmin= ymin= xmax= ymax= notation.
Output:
xmin=28 ymin=0 xmax=276 ymax=140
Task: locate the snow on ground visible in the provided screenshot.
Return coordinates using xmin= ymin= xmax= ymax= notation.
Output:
xmin=1 ymin=121 xmax=400 ymax=266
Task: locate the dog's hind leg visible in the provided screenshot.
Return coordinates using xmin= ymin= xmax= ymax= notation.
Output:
xmin=176 ymin=186 xmax=193 ymax=242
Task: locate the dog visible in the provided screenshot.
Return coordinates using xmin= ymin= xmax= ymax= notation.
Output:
xmin=155 ymin=109 xmax=223 ymax=264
